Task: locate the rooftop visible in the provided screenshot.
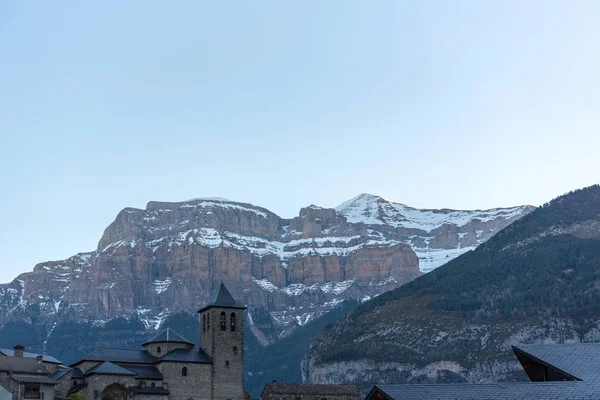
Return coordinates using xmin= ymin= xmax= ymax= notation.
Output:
xmin=86 ymin=361 xmax=137 ymax=377
xmin=0 ymin=348 xmax=62 ymax=364
xmin=198 ymin=282 xmax=246 ymax=312
xmin=264 ymin=383 xmax=360 ymax=396
xmin=142 ymin=327 xmax=193 ymax=347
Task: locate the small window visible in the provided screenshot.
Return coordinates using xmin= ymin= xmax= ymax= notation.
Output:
xmin=207 ymin=312 xmax=210 ymax=329
xmin=23 ymin=384 xmax=41 ymax=399
xmin=202 ymin=314 xmax=206 ymax=332
xmin=72 ymin=380 xmax=78 ymax=387
xmin=151 ymin=382 xmax=156 ymax=388
xmin=225 ymin=360 xmax=229 ymax=367
xmin=233 ymin=346 xmax=238 ymax=355
xmin=220 ymin=311 xmax=226 ymax=331
xmin=230 ymin=312 xmax=236 ymax=331
xmin=157 ymin=346 xmax=161 ymax=354
xmin=182 ymin=366 xmax=188 ymax=377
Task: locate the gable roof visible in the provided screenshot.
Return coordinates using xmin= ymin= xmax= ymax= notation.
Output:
xmin=86 ymin=361 xmax=137 ymax=376
xmin=264 ymin=383 xmax=360 ymax=396
xmin=369 ymin=382 xmax=600 ymax=400
xmin=513 ymin=343 xmax=600 ymax=383
xmin=71 ymin=348 xmax=157 ymax=366
xmin=157 ymin=348 xmax=212 ymax=364
xmin=142 ymin=328 xmax=193 ymax=346
xmin=0 ymin=348 xmax=62 ymax=364
xmin=198 ymin=282 xmax=245 ymax=312
xmin=49 ymin=367 xmax=73 ymax=381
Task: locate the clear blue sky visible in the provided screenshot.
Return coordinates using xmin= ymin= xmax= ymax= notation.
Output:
xmin=1 ymin=1 xmax=599 ymax=283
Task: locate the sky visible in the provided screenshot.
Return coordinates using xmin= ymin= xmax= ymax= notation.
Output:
xmin=0 ymin=1 xmax=599 ymax=283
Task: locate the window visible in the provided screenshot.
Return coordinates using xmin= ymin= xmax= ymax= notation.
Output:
xmin=233 ymin=346 xmax=238 ymax=355
xmin=230 ymin=312 xmax=236 ymax=331
xmin=151 ymin=383 xmax=156 ymax=388
xmin=225 ymin=360 xmax=229 ymax=367
xmin=23 ymin=384 xmax=41 ymax=399
xmin=182 ymin=366 xmax=188 ymax=377
xmin=157 ymin=346 xmax=161 ymax=354
xmin=72 ymin=380 xmax=78 ymax=386
xmin=202 ymin=314 xmax=206 ymax=332
xmin=220 ymin=312 xmax=226 ymax=331
xmin=207 ymin=312 xmax=210 ymax=329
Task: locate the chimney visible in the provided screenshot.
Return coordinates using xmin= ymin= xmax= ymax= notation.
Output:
xmin=13 ymin=344 xmax=24 ymax=358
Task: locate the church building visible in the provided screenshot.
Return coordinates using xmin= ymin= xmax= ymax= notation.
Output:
xmin=56 ymin=282 xmax=247 ymax=400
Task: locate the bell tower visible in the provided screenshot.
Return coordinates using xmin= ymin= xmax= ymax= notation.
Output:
xmin=199 ymin=282 xmax=246 ymax=400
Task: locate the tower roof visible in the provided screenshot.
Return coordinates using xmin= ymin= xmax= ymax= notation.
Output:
xmin=198 ymin=282 xmax=246 ymax=313
xmin=142 ymin=328 xmax=193 ymax=347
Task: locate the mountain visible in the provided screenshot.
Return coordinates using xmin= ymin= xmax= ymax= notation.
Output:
xmin=0 ymin=194 xmax=531 ymax=390
xmin=304 ymin=185 xmax=600 ymax=392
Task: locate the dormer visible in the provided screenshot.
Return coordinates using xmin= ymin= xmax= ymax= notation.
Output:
xmin=141 ymin=328 xmax=194 ymax=357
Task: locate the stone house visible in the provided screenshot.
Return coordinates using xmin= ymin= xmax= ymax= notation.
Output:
xmin=0 ymin=347 xmax=59 ymax=400
xmin=260 ymin=382 xmax=360 ymax=400
xmin=57 ymin=282 xmax=247 ymax=400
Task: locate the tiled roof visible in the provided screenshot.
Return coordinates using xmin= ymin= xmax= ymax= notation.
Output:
xmin=71 ymin=348 xmax=157 ymax=366
xmin=134 ymin=387 xmax=170 ymax=395
xmin=142 ymin=328 xmax=193 ymax=346
xmin=118 ymin=365 xmax=164 ymax=380
xmin=10 ymin=374 xmax=57 ymax=385
xmin=265 ymin=383 xmax=360 ymax=396
xmin=513 ymin=343 xmax=600 ymax=383
xmin=198 ymin=282 xmax=245 ymax=312
xmin=157 ymin=348 xmax=212 ymax=364
xmin=0 ymin=348 xmax=62 ymax=364
xmin=372 ymin=382 xmax=600 ymax=400
xmin=86 ymin=361 xmax=137 ymax=376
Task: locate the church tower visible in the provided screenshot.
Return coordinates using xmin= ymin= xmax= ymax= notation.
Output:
xmin=199 ymin=282 xmax=246 ymax=400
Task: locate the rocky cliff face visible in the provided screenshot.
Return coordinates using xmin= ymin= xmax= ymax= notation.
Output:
xmin=0 ymin=195 xmax=531 ymax=354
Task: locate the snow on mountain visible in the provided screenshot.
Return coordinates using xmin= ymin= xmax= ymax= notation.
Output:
xmin=336 ymin=194 xmax=534 ymax=272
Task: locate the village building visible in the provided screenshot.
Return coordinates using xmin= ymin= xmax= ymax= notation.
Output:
xmin=57 ymin=282 xmax=247 ymax=400
xmin=0 ymin=345 xmax=61 ymax=400
xmin=260 ymin=382 xmax=360 ymax=400
xmin=365 ymin=343 xmax=600 ymax=400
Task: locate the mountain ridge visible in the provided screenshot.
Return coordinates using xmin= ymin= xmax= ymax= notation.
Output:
xmin=304 ymin=185 xmax=600 ymax=391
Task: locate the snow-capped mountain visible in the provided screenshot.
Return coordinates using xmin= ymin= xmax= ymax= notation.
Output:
xmin=0 ymin=195 xmax=532 ymax=364
xmin=336 ymin=194 xmax=534 ymax=272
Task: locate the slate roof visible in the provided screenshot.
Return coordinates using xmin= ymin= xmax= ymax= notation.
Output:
xmin=264 ymin=383 xmax=360 ymax=396
xmin=142 ymin=327 xmax=193 ymax=346
xmin=118 ymin=365 xmax=164 ymax=380
xmin=85 ymin=361 xmax=137 ymax=376
xmin=71 ymin=348 xmax=157 ymax=366
xmin=10 ymin=374 xmax=57 ymax=385
xmin=513 ymin=343 xmax=600 ymax=383
xmin=0 ymin=357 xmax=48 ymax=374
xmin=49 ymin=367 xmax=72 ymax=381
xmin=0 ymin=348 xmax=62 ymax=364
xmin=371 ymin=382 xmax=600 ymax=400
xmin=134 ymin=387 xmax=170 ymax=395
xmin=157 ymin=348 xmax=212 ymax=364
xmin=198 ymin=282 xmax=246 ymax=312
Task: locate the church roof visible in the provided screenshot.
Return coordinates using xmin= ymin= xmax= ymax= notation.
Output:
xmin=198 ymin=282 xmax=246 ymax=312
xmin=71 ymin=348 xmax=157 ymax=366
xmin=86 ymin=361 xmax=137 ymax=376
xmin=157 ymin=348 xmax=212 ymax=364
xmin=142 ymin=328 xmax=193 ymax=346
xmin=118 ymin=365 xmax=164 ymax=380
